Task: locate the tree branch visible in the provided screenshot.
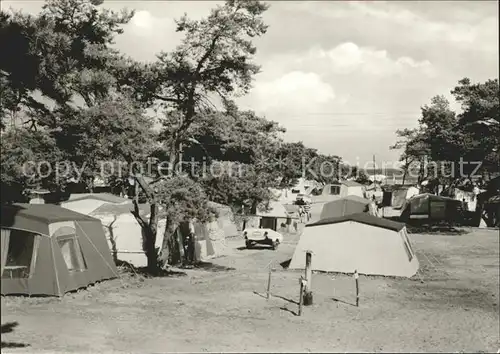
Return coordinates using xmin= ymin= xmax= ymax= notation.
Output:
xmin=152 ymin=94 xmax=181 ymax=103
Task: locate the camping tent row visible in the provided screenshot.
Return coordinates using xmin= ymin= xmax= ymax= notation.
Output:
xmin=399 ymin=193 xmax=464 ymax=222
xmin=272 ymin=178 xmax=321 ymax=204
xmin=289 ymin=213 xmax=419 ymax=278
xmin=1 ymin=204 xmax=119 ymax=296
xmin=381 ymin=185 xmax=420 ymax=209
xmin=60 ymin=194 xmax=239 ymax=267
xmin=313 ymin=181 xmax=366 ymax=202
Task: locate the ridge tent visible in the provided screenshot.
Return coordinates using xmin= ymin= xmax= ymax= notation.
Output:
xmin=392 ymin=188 xmax=409 ymax=209
xmin=319 ymin=195 xmax=376 ymax=220
xmin=382 ymin=185 xmax=419 ymax=209
xmin=60 ymin=193 xmax=130 ymax=215
xmin=288 ymin=213 xmax=419 ymax=277
xmin=313 ymin=181 xmax=365 ymax=203
xmin=1 ymin=204 xmax=118 ymax=296
xmin=191 ymin=202 xmax=239 ymax=261
xmin=170 ymin=202 xmax=239 ymax=262
xmin=365 ymin=183 xmax=383 ymax=201
xmin=256 ymin=201 xmax=294 ymax=231
xmin=61 ymin=194 xmax=166 ymax=268
xmin=400 ymin=193 xmax=463 ymax=222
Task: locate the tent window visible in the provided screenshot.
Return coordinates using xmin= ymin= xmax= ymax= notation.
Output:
xmin=2 ymin=229 xmax=37 ymax=279
xmin=54 ymin=226 xmax=87 ymax=272
xmin=410 ymin=197 xmax=428 ymax=215
xmin=430 ymin=201 xmax=446 ymax=219
xmin=330 ymin=185 xmax=340 ymax=195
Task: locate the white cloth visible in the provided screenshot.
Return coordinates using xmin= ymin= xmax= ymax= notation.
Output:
xmin=1 ymin=228 xmax=11 ymax=276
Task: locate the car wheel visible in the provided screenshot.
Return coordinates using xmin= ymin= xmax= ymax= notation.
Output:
xmin=272 ymin=240 xmax=279 ymax=250
xmin=245 ymin=240 xmax=252 ymax=249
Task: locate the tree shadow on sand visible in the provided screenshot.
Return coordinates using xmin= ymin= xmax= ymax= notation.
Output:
xmin=279 ymin=306 xmax=298 ymax=316
xmin=185 ymin=261 xmax=235 ymax=272
xmin=1 ymin=322 xmax=30 ymax=349
xmin=116 ymin=260 xmax=187 ymax=278
xmin=253 ymin=291 xmax=298 ymax=305
xmin=237 ymin=246 xmax=274 ymax=251
xmin=332 ymin=297 xmax=356 ymax=307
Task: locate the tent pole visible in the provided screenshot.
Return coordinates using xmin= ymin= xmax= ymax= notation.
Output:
xmin=75 ymin=222 xmax=120 ymax=278
xmin=50 ymin=239 xmax=62 ymax=296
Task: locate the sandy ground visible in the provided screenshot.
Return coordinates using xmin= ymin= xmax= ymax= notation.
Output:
xmin=1 ymin=214 xmax=499 ymax=352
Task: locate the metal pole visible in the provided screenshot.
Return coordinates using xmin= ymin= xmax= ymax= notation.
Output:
xmin=304 ymin=251 xmax=313 ymax=305
xmin=354 ymin=270 xmax=360 ymax=307
xmin=298 ymin=277 xmax=304 ymax=316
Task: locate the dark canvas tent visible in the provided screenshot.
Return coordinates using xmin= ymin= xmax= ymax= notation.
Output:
xmin=320 ymin=195 xmax=376 ymax=220
xmin=400 ymin=194 xmax=463 ymax=222
xmin=382 ymin=186 xmax=418 ymax=209
xmin=1 ymin=204 xmax=118 ymax=296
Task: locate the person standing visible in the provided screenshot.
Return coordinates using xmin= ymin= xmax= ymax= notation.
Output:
xmin=303 ymin=202 xmax=311 ymax=221
xmin=298 ymin=205 xmax=304 ymax=223
xmin=183 ymin=222 xmax=196 ymax=265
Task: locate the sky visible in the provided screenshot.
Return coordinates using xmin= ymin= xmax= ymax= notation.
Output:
xmin=3 ymin=0 xmax=499 ymax=167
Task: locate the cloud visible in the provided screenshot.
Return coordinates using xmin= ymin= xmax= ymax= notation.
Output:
xmin=128 ymin=10 xmax=176 ymax=38
xmin=303 ymin=42 xmax=436 ymax=77
xmin=301 ymin=1 xmax=496 ymax=52
xmin=250 ymin=71 xmax=335 ymax=111
xmin=130 ymin=10 xmax=155 ymax=31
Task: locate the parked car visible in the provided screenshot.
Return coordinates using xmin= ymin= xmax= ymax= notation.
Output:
xmin=243 ymin=228 xmax=283 ymax=250
xmin=296 ymin=193 xmax=312 ymax=204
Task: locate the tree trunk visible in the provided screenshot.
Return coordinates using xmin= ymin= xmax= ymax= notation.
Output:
xmin=87 ymin=176 xmax=94 ymax=193
xmin=145 ymin=203 xmax=159 ymax=274
xmin=132 ymin=173 xmax=160 ymax=275
xmin=250 ymin=199 xmax=258 ymax=215
xmin=134 ymin=180 xmax=139 ymax=204
xmin=169 ymin=139 xmax=181 ymax=176
xmin=418 ymin=157 xmax=425 ymax=184
xmin=402 ymin=157 xmax=410 ymax=185
xmin=177 ymin=225 xmax=186 ymax=265
xmin=161 ymin=218 xmax=182 ymax=266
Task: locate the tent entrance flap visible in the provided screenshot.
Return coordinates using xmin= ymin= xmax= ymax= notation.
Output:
xmin=1 ymin=228 xmax=11 ymax=275
xmin=1 ymin=203 xmax=119 ymax=296
xmin=1 ymin=229 xmax=38 ymax=279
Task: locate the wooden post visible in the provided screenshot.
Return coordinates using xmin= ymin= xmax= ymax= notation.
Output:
xmin=298 ymin=277 xmax=305 ymax=316
xmin=304 ymin=250 xmax=313 ymax=305
xmin=266 ymin=267 xmax=273 ymax=299
xmin=354 ymin=270 xmax=360 ymax=307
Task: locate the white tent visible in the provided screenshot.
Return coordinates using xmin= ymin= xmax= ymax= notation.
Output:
xmin=256 ymin=201 xmax=289 ymax=218
xmin=281 ymin=178 xmax=320 ymax=203
xmin=190 ymin=202 xmax=239 ymax=261
xmin=405 ymin=186 xmax=420 ymax=200
xmin=313 ymin=181 xmax=366 ymax=203
xmin=61 ymin=193 xmax=129 ymax=215
xmin=61 ymin=195 xmax=165 ymax=267
xmin=256 ymin=201 xmax=296 ymax=231
xmin=289 ymin=213 xmax=419 ymax=278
